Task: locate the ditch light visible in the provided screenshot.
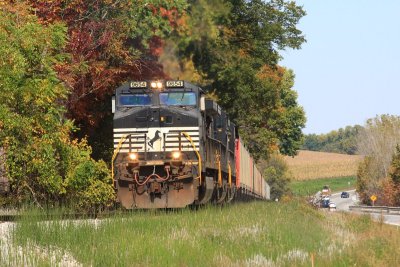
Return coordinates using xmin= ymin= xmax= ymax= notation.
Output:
xmin=172 ymin=151 xmax=181 ymax=160
xmin=129 ymin=152 xmax=138 ymax=161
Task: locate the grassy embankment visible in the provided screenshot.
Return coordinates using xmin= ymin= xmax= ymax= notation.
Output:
xmin=2 ymin=201 xmax=400 ymax=266
xmin=290 ymin=176 xmax=356 ymax=196
xmin=285 ymin=150 xmax=363 ymax=196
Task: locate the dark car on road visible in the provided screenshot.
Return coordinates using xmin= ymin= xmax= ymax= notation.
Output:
xmin=321 ymin=197 xmax=330 ymax=208
xmin=341 ymin=191 xmax=350 ymax=198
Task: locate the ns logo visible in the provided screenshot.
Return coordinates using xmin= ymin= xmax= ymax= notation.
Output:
xmin=147 ymin=130 xmax=161 ymax=149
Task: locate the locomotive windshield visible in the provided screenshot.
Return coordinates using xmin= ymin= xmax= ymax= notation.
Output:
xmin=119 ymin=94 xmax=151 ymax=106
xmin=159 ymin=92 xmax=196 ymax=106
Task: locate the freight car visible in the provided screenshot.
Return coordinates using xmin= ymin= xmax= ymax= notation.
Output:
xmin=112 ymin=80 xmax=269 ymax=208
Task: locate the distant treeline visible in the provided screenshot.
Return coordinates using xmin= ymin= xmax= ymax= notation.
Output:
xmin=302 ymin=125 xmax=364 ymax=155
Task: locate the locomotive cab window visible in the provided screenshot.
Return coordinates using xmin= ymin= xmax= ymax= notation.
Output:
xmin=159 ymin=92 xmax=196 ymax=106
xmin=214 ymin=117 xmax=224 ymax=132
xmin=119 ymin=94 xmax=151 ymax=106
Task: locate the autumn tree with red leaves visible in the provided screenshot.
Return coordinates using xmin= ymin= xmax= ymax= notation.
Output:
xmin=25 ymin=0 xmax=187 ymax=159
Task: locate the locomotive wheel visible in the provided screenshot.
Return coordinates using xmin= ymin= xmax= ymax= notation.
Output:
xmin=216 ymin=182 xmax=228 ymax=204
xmin=225 ymin=185 xmax=236 ymax=203
xmin=197 ymin=176 xmax=214 ymax=204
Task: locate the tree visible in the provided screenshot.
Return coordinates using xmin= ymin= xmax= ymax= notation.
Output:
xmin=302 ymin=125 xmax=363 ymax=154
xmin=359 ymin=145 xmax=400 ymax=206
xmin=387 ymin=145 xmax=400 ymax=205
xmin=26 ymin=0 xmax=188 ymax=160
xmin=23 ymin=0 xmax=306 ymax=162
xmin=0 ymin=3 xmax=114 ymax=211
xmin=357 ymin=115 xmax=400 ymax=179
xmin=356 ymin=115 xmax=400 ymax=204
xmin=177 ymin=0 xmax=306 ymax=160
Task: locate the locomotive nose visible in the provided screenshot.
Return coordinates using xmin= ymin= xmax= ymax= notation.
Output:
xmin=148 ymin=107 xmax=177 ymax=128
xmin=148 ymin=106 xmax=160 ymax=127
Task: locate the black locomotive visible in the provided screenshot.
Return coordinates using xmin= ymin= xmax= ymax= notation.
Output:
xmin=112 ymin=80 xmax=269 ymax=208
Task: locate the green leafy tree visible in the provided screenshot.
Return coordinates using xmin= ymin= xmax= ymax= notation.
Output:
xmin=0 ymin=3 xmax=114 ymax=211
xmin=177 ymin=0 xmax=306 ymax=160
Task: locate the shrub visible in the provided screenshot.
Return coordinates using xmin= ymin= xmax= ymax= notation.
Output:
xmin=66 ymin=159 xmax=114 ymax=212
xmin=263 ymin=153 xmax=292 ymax=200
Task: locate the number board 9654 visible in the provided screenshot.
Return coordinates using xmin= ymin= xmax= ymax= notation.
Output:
xmin=130 ymin=81 xmax=147 ymax=88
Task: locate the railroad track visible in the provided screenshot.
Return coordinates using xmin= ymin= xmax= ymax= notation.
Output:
xmin=0 ymin=208 xmax=195 ymax=222
xmin=0 ymin=211 xmax=109 ymax=222
xmin=0 ymin=209 xmax=19 ymax=222
xmin=0 ymin=214 xmax=20 ymax=222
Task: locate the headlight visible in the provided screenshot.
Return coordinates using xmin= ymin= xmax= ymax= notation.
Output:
xmin=129 ymin=153 xmax=138 ymax=161
xmin=172 ymin=151 xmax=181 ymax=160
xmin=150 ymin=81 xmax=163 ymax=89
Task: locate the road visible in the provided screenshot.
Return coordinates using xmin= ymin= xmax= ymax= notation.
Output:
xmin=329 ymin=189 xmax=357 ymax=211
xmin=329 ymin=189 xmax=400 ymax=226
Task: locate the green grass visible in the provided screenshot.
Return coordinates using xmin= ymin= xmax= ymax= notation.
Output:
xmin=290 ymin=176 xmax=356 ymax=196
xmin=6 ymin=202 xmax=330 ymax=266
xmin=3 ymin=200 xmax=400 ymax=266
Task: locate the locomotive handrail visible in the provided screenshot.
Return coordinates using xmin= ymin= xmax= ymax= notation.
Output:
xmin=206 ymin=136 xmax=226 ymax=148
xmin=218 ymin=156 xmax=222 ymax=187
xmin=228 ymin=161 xmax=232 ymax=187
xmin=181 ymin=132 xmax=202 ymax=184
xmin=206 ymin=136 xmax=235 ymax=155
xmin=111 ymin=134 xmax=130 ymax=185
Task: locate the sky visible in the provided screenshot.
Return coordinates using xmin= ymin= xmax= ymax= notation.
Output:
xmin=280 ymin=1 xmax=400 ymax=134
